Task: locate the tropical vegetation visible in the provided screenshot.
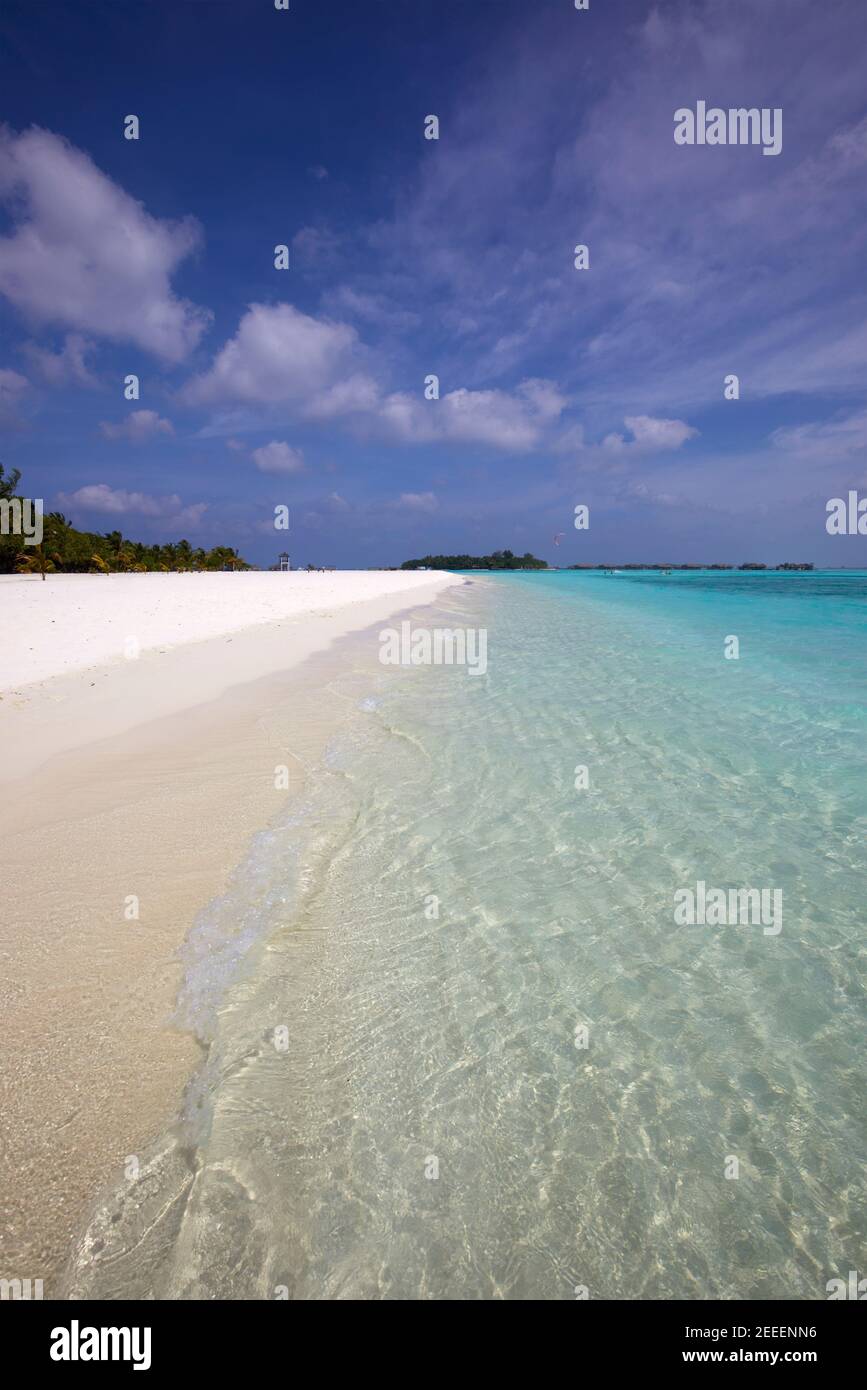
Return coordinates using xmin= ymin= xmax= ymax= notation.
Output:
xmin=402 ymin=549 xmax=547 ymax=571
xmin=0 ymin=465 xmax=248 ymax=577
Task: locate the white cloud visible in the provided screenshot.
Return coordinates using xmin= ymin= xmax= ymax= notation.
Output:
xmin=379 ymin=378 xmax=565 ymax=451
xmin=440 ymin=388 xmax=540 ymax=448
xmin=251 ymin=440 xmax=305 ymax=474
xmin=185 ymin=302 xmax=567 ymax=452
xmin=603 ymin=415 xmax=698 ymax=453
xmin=57 ymin=483 xmax=207 ymax=528
xmin=24 ymin=332 xmax=96 ymax=386
xmin=0 ymin=128 xmax=210 ymax=361
xmin=304 ymin=372 xmax=381 ymax=420
xmin=99 ymin=409 xmax=174 ymax=443
xmin=183 ymin=302 xmax=359 ymax=408
xmin=517 ymin=378 xmax=569 ymax=421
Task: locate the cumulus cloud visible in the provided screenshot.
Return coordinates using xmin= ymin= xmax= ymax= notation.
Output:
xmin=57 ymin=483 xmax=207 ymax=528
xmin=440 ymin=388 xmax=540 ymax=449
xmin=517 ymin=378 xmax=569 ymax=421
xmin=184 ymin=301 xmax=566 ymax=451
xmin=0 ymin=127 xmax=210 ymax=361
xmin=251 ymin=440 xmax=305 ymax=474
xmin=304 ymin=372 xmax=381 ymax=421
xmin=603 ymin=415 xmax=698 ymax=453
xmin=23 ymin=332 xmax=96 ymax=386
xmin=99 ymin=409 xmax=174 ymax=443
xmin=183 ymin=303 xmax=360 ymax=408
xmin=379 ymin=378 xmax=565 ymax=451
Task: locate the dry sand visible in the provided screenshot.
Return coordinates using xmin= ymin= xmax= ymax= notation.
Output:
xmin=0 ymin=570 xmax=461 ymax=693
xmin=0 ymin=570 xmax=464 ymax=1292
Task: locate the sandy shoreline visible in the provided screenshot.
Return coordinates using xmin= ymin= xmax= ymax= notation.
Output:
xmin=0 ymin=571 xmax=464 ymax=1291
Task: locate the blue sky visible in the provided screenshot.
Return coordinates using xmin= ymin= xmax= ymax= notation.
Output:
xmin=1 ymin=0 xmax=865 ymax=568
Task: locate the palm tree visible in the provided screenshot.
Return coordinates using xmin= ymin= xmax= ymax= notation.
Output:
xmin=105 ymin=529 xmax=124 ymax=562
xmin=16 ymin=543 xmax=56 ymax=581
xmin=0 ymin=462 xmax=22 ymax=500
xmin=44 ymin=512 xmax=72 ymax=568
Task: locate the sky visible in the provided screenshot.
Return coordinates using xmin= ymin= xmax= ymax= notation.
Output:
xmin=1 ymin=0 xmax=865 ymax=569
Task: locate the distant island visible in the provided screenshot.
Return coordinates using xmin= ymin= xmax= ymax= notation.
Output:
xmin=400 ymin=550 xmax=814 ymax=573
xmin=402 ymin=549 xmax=547 ymax=571
xmin=565 ymin=562 xmax=814 ymax=572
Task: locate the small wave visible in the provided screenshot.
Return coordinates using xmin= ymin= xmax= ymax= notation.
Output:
xmin=174 ymin=804 xmax=312 ymax=1045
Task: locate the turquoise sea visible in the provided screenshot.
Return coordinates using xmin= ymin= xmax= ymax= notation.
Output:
xmin=67 ymin=571 xmax=867 ymax=1300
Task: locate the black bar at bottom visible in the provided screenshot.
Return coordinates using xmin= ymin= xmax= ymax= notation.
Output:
xmin=4 ymin=1296 xmax=861 ymax=1373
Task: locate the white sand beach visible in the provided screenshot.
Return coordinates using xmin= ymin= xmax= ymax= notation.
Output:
xmin=0 ymin=569 xmax=461 ymax=690
xmin=0 ymin=570 xmax=464 ymax=1288
xmin=0 ymin=571 xmax=463 ymax=779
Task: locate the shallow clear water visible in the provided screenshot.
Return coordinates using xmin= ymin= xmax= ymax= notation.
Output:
xmin=67 ymin=572 xmax=867 ymax=1300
